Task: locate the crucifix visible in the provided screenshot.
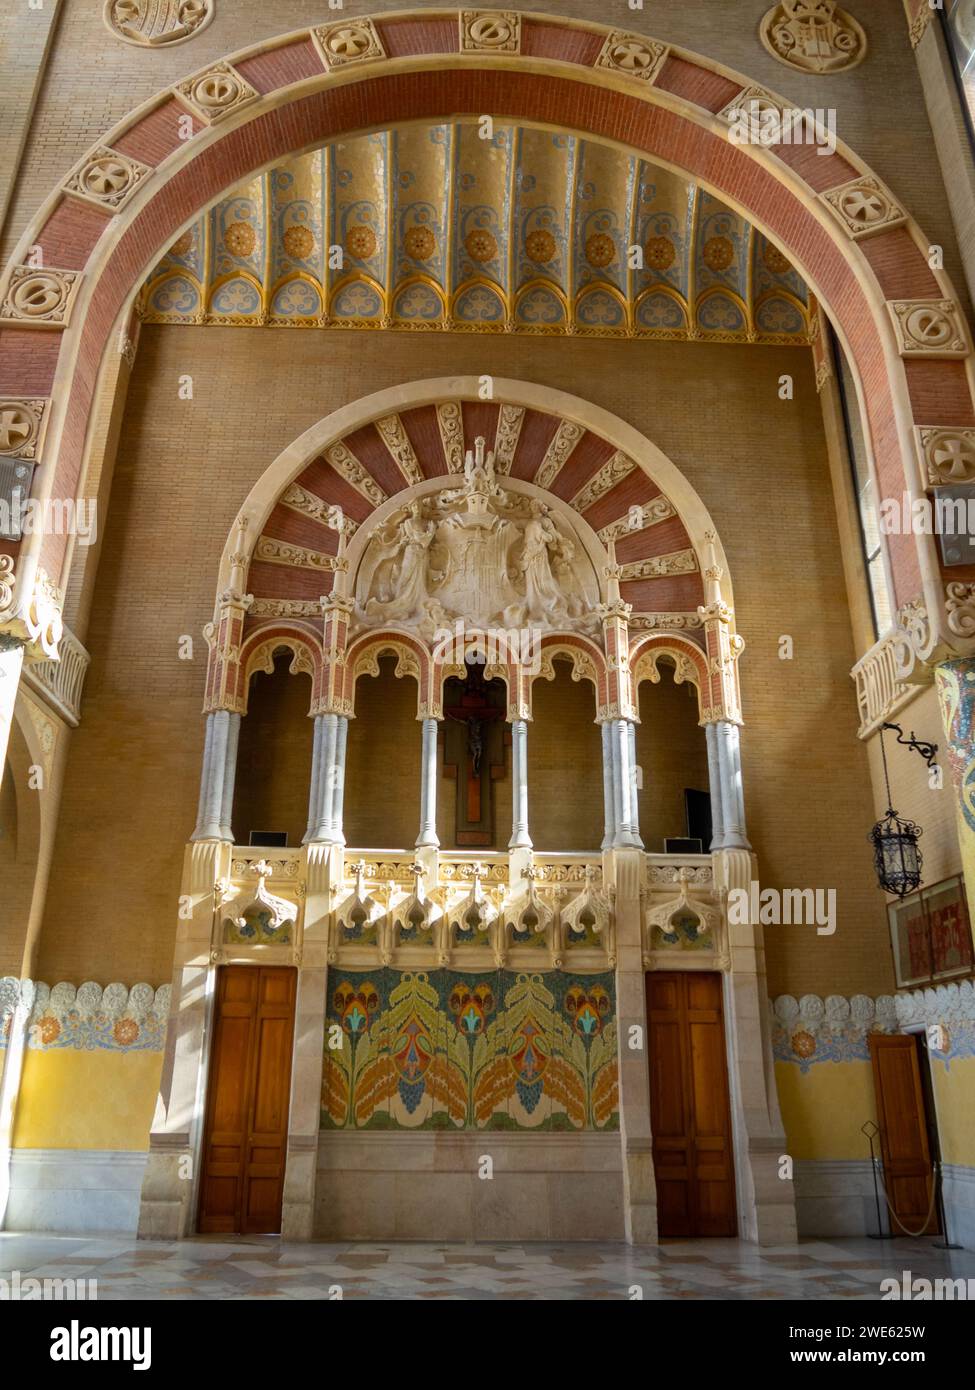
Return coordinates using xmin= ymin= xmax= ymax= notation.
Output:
xmin=442 ymin=662 xmax=506 ymax=846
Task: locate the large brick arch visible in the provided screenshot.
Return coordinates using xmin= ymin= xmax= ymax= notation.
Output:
xmin=1 ymin=9 xmax=972 ymax=658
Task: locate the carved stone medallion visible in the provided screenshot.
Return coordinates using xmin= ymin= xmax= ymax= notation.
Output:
xmin=104 ymin=0 xmax=214 ymax=48
xmin=759 ymin=2 xmax=866 ymax=74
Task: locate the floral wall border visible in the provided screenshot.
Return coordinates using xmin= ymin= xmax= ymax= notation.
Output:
xmin=0 ymin=979 xmax=169 ymax=1053
xmin=772 ymin=982 xmax=975 ymax=1074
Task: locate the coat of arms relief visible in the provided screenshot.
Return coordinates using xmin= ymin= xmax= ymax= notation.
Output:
xmin=353 ymin=438 xmax=601 ymax=638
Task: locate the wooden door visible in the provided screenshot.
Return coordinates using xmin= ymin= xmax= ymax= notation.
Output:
xmin=869 ymin=1034 xmax=939 ymax=1236
xmin=646 ymin=971 xmax=737 ymax=1237
xmin=198 ymin=965 xmax=297 ymax=1235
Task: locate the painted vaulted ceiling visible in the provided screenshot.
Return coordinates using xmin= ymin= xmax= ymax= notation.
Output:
xmin=139 ymin=121 xmax=813 ymax=344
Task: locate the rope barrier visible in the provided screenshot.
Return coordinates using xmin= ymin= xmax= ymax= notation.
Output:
xmin=872 ymin=1157 xmax=939 ymax=1238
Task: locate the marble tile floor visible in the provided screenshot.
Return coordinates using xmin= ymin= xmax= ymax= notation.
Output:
xmin=3 ymin=1233 xmax=975 ymax=1300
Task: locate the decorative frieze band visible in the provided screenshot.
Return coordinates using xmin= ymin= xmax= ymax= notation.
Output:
xmin=0 ymin=979 xmax=170 ymax=1052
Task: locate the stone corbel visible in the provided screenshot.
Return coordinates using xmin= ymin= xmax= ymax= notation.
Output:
xmin=643 ymin=867 xmax=724 ymax=965
xmin=501 ymin=864 xmax=555 ymax=954
xmin=560 ymin=865 xmax=615 ymax=955
xmin=331 ymin=859 xmax=385 ymax=947
xmin=445 ymin=864 xmax=498 ymax=946
xmin=216 ymin=859 xmax=298 ymax=945
xmin=388 ymin=862 xmax=443 ymax=956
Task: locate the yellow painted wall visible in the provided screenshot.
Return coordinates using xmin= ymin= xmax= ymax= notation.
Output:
xmin=776 ymin=1061 xmax=879 ymax=1162
xmin=11 ymin=1049 xmax=162 ymax=1151
xmin=931 ymin=1056 xmax=975 ymax=1167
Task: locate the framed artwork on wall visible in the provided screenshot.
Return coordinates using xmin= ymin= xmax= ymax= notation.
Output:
xmin=888 ymin=875 xmax=974 ymax=990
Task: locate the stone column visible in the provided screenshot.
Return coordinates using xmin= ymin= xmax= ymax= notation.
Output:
xmin=332 ymin=716 xmax=348 ymax=844
xmin=714 ymin=720 xmax=750 ymax=851
xmin=416 ymin=717 xmax=440 ymax=849
xmin=935 ymin=658 xmax=975 ymax=942
xmin=627 ymin=720 xmax=644 ymax=849
xmin=508 ymin=718 xmax=532 ymax=850
xmin=705 ymin=722 xmax=727 ymax=850
xmin=303 ymin=715 xmax=324 ymax=844
xmin=609 ymin=719 xmax=642 ymax=849
xmin=305 ymin=713 xmax=348 ymax=846
xmin=191 ymin=709 xmax=240 ymax=842
xmin=600 ymin=720 xmax=615 ymax=851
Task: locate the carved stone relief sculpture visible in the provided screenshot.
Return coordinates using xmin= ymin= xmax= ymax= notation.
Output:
xmin=353 ymin=438 xmax=600 ymax=638
xmin=759 ymin=1 xmax=867 ymax=73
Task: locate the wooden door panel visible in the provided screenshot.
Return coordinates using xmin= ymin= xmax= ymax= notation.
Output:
xmin=647 ymin=971 xmax=736 ymax=1238
xmin=199 ymin=966 xmax=296 ymax=1235
xmin=869 ymin=1035 xmax=938 ymax=1236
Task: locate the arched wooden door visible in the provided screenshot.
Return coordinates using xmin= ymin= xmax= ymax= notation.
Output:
xmin=646 ymin=971 xmax=737 ymax=1237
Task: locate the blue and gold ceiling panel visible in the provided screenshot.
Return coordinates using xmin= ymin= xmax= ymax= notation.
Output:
xmin=140 ymin=121 xmax=813 ymax=345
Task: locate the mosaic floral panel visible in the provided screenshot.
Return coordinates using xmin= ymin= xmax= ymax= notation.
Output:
xmin=321 ymin=968 xmax=619 ymax=1131
xmin=0 ymin=980 xmax=169 ymax=1053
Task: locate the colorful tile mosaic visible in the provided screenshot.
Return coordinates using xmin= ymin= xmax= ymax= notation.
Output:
xmin=321 ymin=968 xmax=619 ymax=1131
xmin=0 ymin=980 xmax=168 ymax=1053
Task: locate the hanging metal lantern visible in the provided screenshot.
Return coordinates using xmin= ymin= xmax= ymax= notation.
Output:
xmin=869 ymin=722 xmax=935 ymax=898
xmin=869 ymin=807 xmax=923 ymax=898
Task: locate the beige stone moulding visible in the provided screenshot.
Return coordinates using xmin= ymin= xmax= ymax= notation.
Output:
xmin=759 ymin=2 xmax=867 ymax=74
xmin=103 ymin=0 xmax=215 ymax=49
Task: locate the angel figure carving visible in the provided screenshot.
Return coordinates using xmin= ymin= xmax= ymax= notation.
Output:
xmin=363 ymin=502 xmax=437 ymax=623
xmin=519 ymin=499 xmax=577 ymax=624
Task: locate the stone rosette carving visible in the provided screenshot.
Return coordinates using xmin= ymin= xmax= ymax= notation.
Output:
xmin=312 ymin=19 xmax=386 ymax=69
xmin=0 ymin=266 xmax=82 ymax=329
xmin=596 ymin=31 xmax=668 ymax=83
xmin=174 ymin=62 xmax=259 ymax=125
xmin=460 ymin=11 xmax=521 ymax=52
xmin=759 ymin=2 xmax=867 ymax=73
xmin=64 ymin=146 xmax=151 ymax=212
xmin=886 ymin=299 xmax=970 ymax=358
xmin=104 ymin=0 xmax=214 ymax=48
xmin=914 ymin=426 xmax=975 ymax=489
xmin=820 ymin=175 xmax=905 ymax=241
xmin=0 ymin=398 xmax=49 ymax=462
